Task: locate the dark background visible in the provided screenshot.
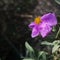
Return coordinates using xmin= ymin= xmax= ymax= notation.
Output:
xmin=0 ymin=0 xmax=60 ymax=60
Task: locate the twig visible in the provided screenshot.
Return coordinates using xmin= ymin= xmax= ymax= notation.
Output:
xmin=16 ymin=14 xmax=33 ymax=18
xmin=58 ymin=23 xmax=60 ymax=25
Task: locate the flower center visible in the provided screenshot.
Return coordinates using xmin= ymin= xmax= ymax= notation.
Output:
xmin=34 ymin=16 xmax=42 ymax=24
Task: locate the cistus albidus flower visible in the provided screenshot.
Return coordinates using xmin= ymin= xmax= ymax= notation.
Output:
xmin=28 ymin=13 xmax=57 ymax=38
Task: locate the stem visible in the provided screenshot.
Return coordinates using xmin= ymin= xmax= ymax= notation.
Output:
xmin=55 ymin=27 xmax=60 ymax=38
xmin=16 ymin=14 xmax=33 ymax=18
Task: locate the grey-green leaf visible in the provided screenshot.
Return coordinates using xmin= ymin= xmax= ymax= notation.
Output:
xmin=42 ymin=53 xmax=47 ymax=60
xmin=41 ymin=41 xmax=53 ymax=46
xmin=55 ymin=0 xmax=60 ymax=5
xmin=52 ymin=45 xmax=60 ymax=53
xmin=52 ymin=40 xmax=60 ymax=45
xmin=25 ymin=42 xmax=34 ymax=52
xmin=23 ymin=58 xmax=34 ymax=60
xmin=38 ymin=51 xmax=48 ymax=59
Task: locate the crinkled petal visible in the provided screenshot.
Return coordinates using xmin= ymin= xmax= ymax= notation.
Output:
xmin=41 ymin=13 xmax=57 ymax=26
xmin=31 ymin=27 xmax=39 ymax=38
xmin=28 ymin=22 xmax=36 ymax=29
xmin=39 ymin=23 xmax=52 ymax=38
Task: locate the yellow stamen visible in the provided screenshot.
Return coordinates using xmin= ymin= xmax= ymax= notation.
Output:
xmin=34 ymin=16 xmax=42 ymax=24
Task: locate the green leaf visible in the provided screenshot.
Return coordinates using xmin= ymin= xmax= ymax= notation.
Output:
xmin=23 ymin=58 xmax=34 ymax=60
xmin=41 ymin=41 xmax=53 ymax=46
xmin=55 ymin=0 xmax=60 ymax=5
xmin=25 ymin=42 xmax=34 ymax=52
xmin=52 ymin=45 xmax=60 ymax=53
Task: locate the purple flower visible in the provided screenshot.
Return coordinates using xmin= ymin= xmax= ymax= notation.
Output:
xmin=28 ymin=13 xmax=57 ymax=38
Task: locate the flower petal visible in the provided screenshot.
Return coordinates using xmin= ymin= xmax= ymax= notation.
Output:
xmin=41 ymin=13 xmax=57 ymax=26
xmin=31 ymin=27 xmax=39 ymax=38
xmin=28 ymin=22 xmax=36 ymax=29
xmin=39 ymin=23 xmax=52 ymax=38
